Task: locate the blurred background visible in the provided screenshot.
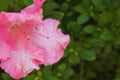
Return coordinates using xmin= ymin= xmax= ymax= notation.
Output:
xmin=0 ymin=0 xmax=120 ymax=80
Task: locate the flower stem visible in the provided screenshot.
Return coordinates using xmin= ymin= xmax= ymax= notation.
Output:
xmin=80 ymin=60 xmax=84 ymax=80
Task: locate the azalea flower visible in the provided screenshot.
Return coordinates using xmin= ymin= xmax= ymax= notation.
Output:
xmin=0 ymin=44 xmax=44 ymax=79
xmin=0 ymin=0 xmax=70 ymax=79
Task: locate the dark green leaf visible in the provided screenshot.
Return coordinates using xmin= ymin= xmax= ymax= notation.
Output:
xmin=67 ymin=21 xmax=81 ymax=32
xmin=60 ymin=3 xmax=69 ymax=12
xmin=23 ymin=0 xmax=32 ymax=6
xmin=80 ymin=50 xmax=96 ymax=61
xmin=0 ymin=0 xmax=9 ymax=11
xmin=74 ymin=4 xmax=87 ymax=13
xmin=49 ymin=11 xmax=64 ymax=20
xmin=43 ymin=2 xmax=57 ymax=16
xmin=77 ymin=13 xmax=89 ymax=24
xmin=83 ymin=25 xmax=96 ymax=33
xmin=101 ymin=30 xmax=114 ymax=41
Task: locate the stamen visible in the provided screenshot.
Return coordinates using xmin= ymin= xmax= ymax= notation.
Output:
xmin=47 ymin=37 xmax=49 ymax=39
xmin=35 ymin=27 xmax=39 ymax=30
xmin=10 ymin=26 xmax=15 ymax=30
xmin=14 ymin=23 xmax=19 ymax=27
xmin=26 ymin=35 xmax=30 ymax=40
xmin=10 ymin=23 xmax=19 ymax=30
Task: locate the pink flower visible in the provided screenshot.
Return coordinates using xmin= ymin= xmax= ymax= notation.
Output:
xmin=31 ymin=18 xmax=70 ymax=65
xmin=0 ymin=0 xmax=70 ymax=79
xmin=0 ymin=43 xmax=44 ymax=79
xmin=0 ymin=41 xmax=11 ymax=60
xmin=21 ymin=0 xmax=45 ymax=21
xmin=21 ymin=0 xmax=45 ymax=14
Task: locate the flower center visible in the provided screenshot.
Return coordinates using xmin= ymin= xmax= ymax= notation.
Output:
xmin=11 ymin=23 xmax=19 ymax=30
xmin=10 ymin=23 xmax=31 ymax=40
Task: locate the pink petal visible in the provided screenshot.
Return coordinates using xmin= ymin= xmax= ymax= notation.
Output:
xmin=0 ymin=12 xmax=12 ymax=39
xmin=0 ymin=41 xmax=11 ymax=60
xmin=21 ymin=0 xmax=45 ymax=14
xmin=3 ymin=12 xmax=25 ymax=22
xmin=0 ymin=44 xmax=44 ymax=79
xmin=31 ymin=18 xmax=70 ymax=65
xmin=0 ymin=0 xmax=70 ymax=79
xmin=33 ymin=0 xmax=45 ymax=11
xmin=2 ymin=12 xmax=38 ymax=23
xmin=21 ymin=0 xmax=45 ymax=20
xmin=0 ymin=12 xmax=43 ymax=49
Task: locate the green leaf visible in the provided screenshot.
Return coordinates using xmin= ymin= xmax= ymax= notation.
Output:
xmin=83 ymin=25 xmax=96 ymax=33
xmin=0 ymin=0 xmax=9 ymax=11
xmin=116 ymin=7 xmax=120 ymax=19
xmin=99 ymin=12 xmax=113 ymax=25
xmin=46 ymin=0 xmax=54 ymax=2
xmin=49 ymin=11 xmax=64 ymax=20
xmin=101 ymin=30 xmax=114 ymax=41
xmin=102 ymin=0 xmax=111 ymax=8
xmin=87 ymin=38 xmax=105 ymax=47
xmin=57 ymin=64 xmax=66 ymax=71
xmin=60 ymin=3 xmax=69 ymax=12
xmin=80 ymin=50 xmax=96 ymax=61
xmin=14 ymin=4 xmax=22 ymax=12
xmin=50 ymin=76 xmax=59 ymax=80
xmin=61 ymin=67 xmax=74 ymax=80
xmin=90 ymin=11 xmax=99 ymax=21
xmin=68 ymin=53 xmax=80 ymax=64
xmin=77 ymin=13 xmax=89 ymax=24
xmin=92 ymin=0 xmax=106 ymax=11
xmin=74 ymin=4 xmax=87 ymax=13
xmin=66 ymin=12 xmax=73 ymax=17
xmin=114 ymin=36 xmax=120 ymax=45
xmin=1 ymin=73 xmax=13 ymax=80
xmin=23 ymin=0 xmax=32 ymax=6
xmin=22 ymin=74 xmax=36 ymax=80
xmin=67 ymin=21 xmax=81 ymax=32
xmin=114 ymin=68 xmax=120 ymax=80
xmin=109 ymin=0 xmax=120 ymax=10
xmin=43 ymin=66 xmax=52 ymax=80
xmin=83 ymin=0 xmax=92 ymax=8
xmin=92 ymin=0 xmax=102 ymax=6
xmin=43 ymin=2 xmax=57 ymax=16
xmin=104 ymin=43 xmax=112 ymax=54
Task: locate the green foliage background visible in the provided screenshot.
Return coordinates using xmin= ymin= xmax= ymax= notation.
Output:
xmin=0 ymin=0 xmax=120 ymax=80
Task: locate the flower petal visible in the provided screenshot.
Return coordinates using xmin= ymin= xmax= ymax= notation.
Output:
xmin=21 ymin=0 xmax=45 ymax=20
xmin=0 ymin=44 xmax=44 ymax=79
xmin=0 ymin=41 xmax=11 ymax=60
xmin=31 ymin=18 xmax=70 ymax=65
xmin=0 ymin=12 xmax=12 ymax=39
xmin=21 ymin=0 xmax=45 ymax=14
xmin=33 ymin=0 xmax=45 ymax=11
xmin=3 ymin=12 xmax=25 ymax=23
